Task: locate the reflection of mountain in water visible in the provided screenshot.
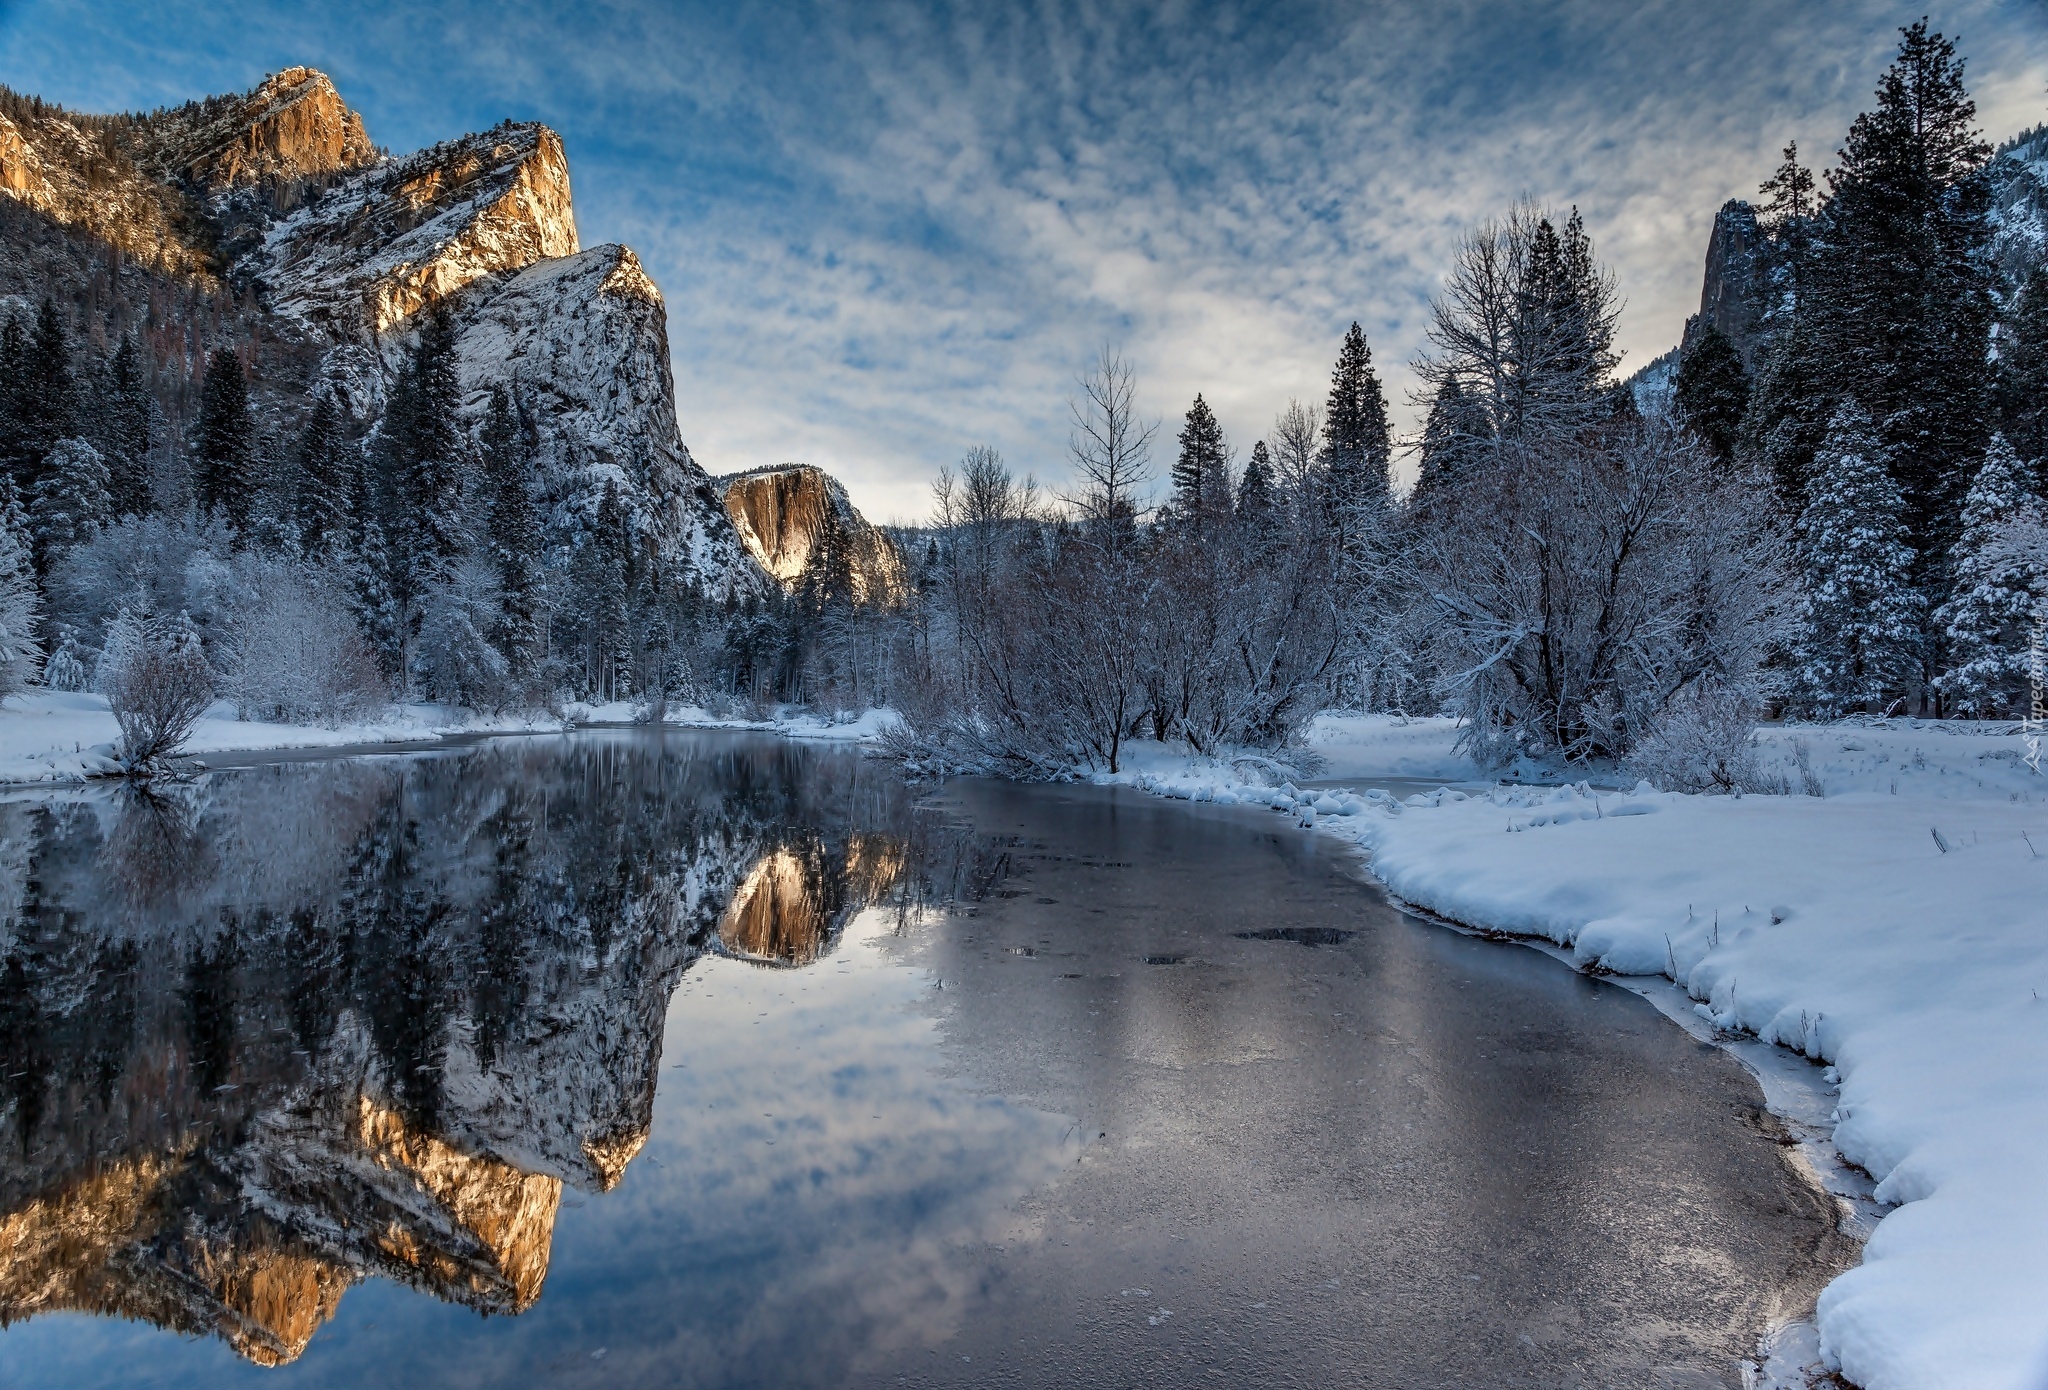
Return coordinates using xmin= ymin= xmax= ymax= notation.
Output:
xmin=718 ymin=834 xmax=909 ymax=967
xmin=0 ymin=734 xmax=921 ymax=1364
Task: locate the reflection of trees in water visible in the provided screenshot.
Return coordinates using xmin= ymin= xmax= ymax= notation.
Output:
xmin=0 ymin=734 xmax=941 ymax=1365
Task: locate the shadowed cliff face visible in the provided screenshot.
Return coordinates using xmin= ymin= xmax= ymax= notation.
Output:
xmin=0 ymin=735 xmax=925 ymax=1366
xmin=722 ymin=465 xmax=908 ymax=605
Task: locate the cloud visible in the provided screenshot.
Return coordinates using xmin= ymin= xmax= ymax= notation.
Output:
xmin=3 ymin=0 xmax=2044 ymax=518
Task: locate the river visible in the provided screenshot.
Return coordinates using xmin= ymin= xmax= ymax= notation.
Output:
xmin=0 ymin=730 xmax=1847 ymax=1388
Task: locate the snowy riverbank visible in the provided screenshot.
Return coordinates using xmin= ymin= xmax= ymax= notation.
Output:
xmin=0 ymin=691 xmax=896 ymax=786
xmin=1111 ymin=713 xmax=2048 ymax=1390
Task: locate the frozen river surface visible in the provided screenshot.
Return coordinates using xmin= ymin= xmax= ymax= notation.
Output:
xmin=0 ymin=731 xmax=1846 ymax=1387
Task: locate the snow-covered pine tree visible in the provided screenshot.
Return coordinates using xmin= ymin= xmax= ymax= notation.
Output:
xmin=406 ymin=306 xmax=468 ymax=572
xmin=1932 ymin=434 xmax=2046 ymax=715
xmin=29 ymin=437 xmax=112 ymax=569
xmin=1997 ymin=265 xmax=2048 ymax=486
xmin=1811 ymin=20 xmax=1995 ymax=565
xmin=0 ymin=481 xmax=39 ymax=696
xmin=194 ymin=346 xmax=256 ymax=531
xmin=1672 ymin=323 xmax=1750 ymax=463
xmin=100 ymin=334 xmax=153 ymax=518
xmin=479 ymin=386 xmax=546 ymax=683
xmin=1321 ymin=322 xmax=1391 ymax=526
xmin=4 ymin=301 xmax=77 ymax=498
xmin=1171 ymin=394 xmax=1230 ymax=531
xmin=344 ymin=450 xmax=403 ymax=678
xmin=1796 ymin=401 xmax=1925 ymax=714
xmin=293 ymin=386 xmax=353 ymax=558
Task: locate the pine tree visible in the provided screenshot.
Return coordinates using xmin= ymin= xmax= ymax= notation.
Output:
xmin=1932 ymin=434 xmax=2046 ymax=715
xmin=1796 ymin=401 xmax=1925 ymax=714
xmin=1812 ymin=20 xmax=1995 ymax=566
xmin=1506 ymin=210 xmax=1617 ymax=439
xmin=1672 ymin=323 xmax=1751 ymax=463
xmin=6 ymin=301 xmax=77 ymax=497
xmin=1322 ymin=322 xmax=1391 ymax=520
xmin=1741 ymin=144 xmax=1831 ymax=514
xmin=345 ymin=450 xmax=403 ymax=677
xmin=591 ymin=480 xmax=634 ymax=700
xmin=406 ymin=306 xmax=468 ymax=571
xmin=194 ymin=346 xmax=256 ymax=530
xmin=1997 ymin=265 xmax=2048 ymax=483
xmin=1171 ymin=394 xmax=1230 ymax=530
xmin=1237 ymin=440 xmax=1276 ymax=523
xmin=479 ymin=386 xmax=545 ymax=682
xmin=0 ymin=480 xmax=40 ymax=696
xmin=293 ymin=386 xmax=353 ymax=557
xmin=101 ymin=335 xmax=153 ymax=517
xmin=28 ymin=438 xmax=112 ymax=568
xmin=1414 ymin=377 xmax=1486 ymax=503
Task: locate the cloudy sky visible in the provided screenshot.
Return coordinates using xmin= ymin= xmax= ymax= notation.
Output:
xmin=2 ymin=1 xmax=2045 ymax=519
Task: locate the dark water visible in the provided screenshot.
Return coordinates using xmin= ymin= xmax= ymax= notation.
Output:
xmin=0 ymin=732 xmax=1845 ymax=1389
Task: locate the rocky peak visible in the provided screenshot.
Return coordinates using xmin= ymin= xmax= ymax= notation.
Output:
xmin=1690 ymin=199 xmax=1766 ymax=365
xmin=722 ymin=464 xmax=908 ymax=605
xmin=248 ymin=121 xmax=577 ymax=337
xmin=139 ymin=66 xmax=376 ymax=192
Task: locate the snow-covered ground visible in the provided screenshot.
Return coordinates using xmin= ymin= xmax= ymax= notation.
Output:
xmin=1109 ymin=714 xmax=2048 ymax=1390
xmin=0 ymin=692 xmax=901 ymax=786
xmin=564 ymin=701 xmax=900 ymax=742
xmin=0 ymin=690 xmax=567 ymax=784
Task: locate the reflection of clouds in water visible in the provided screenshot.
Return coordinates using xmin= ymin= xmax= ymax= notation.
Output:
xmin=531 ymin=905 xmax=1073 ymax=1386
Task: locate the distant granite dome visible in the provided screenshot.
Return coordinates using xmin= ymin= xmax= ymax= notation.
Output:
xmin=720 ymin=463 xmax=909 ymax=606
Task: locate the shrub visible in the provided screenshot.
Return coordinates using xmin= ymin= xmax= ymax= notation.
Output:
xmin=103 ymin=622 xmax=214 ymax=769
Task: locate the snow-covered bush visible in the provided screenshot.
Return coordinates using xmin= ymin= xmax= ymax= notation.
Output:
xmin=1409 ymin=417 xmax=1790 ymax=767
xmin=1622 ymin=680 xmax=1786 ymax=794
xmin=41 ymin=630 xmax=87 ymax=692
xmin=0 ymin=490 xmax=40 ymax=698
xmin=47 ymin=512 xmax=238 ymax=660
xmin=103 ymin=620 xmax=214 ymax=769
xmin=217 ymin=561 xmax=386 ymax=725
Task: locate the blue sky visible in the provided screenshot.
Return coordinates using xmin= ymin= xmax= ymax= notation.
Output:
xmin=2 ymin=1 xmax=2045 ymax=519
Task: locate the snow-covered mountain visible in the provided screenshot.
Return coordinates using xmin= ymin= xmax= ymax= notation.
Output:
xmin=1639 ymin=120 xmax=2048 ymax=393
xmin=0 ymin=67 xmax=765 ymax=597
xmin=1988 ymin=122 xmax=2048 ymax=289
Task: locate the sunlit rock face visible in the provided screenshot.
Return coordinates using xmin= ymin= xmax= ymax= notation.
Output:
xmin=247 ymin=121 xmax=579 ymax=337
xmin=0 ymin=65 xmax=769 ymax=597
xmin=0 ymin=737 xmax=926 ymax=1365
xmin=137 ymin=66 xmax=378 ymax=193
xmin=722 ymin=464 xmax=909 ymax=605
